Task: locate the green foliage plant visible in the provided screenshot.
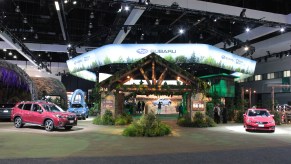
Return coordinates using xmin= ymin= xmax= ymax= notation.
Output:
xmin=177 ymin=112 xmax=216 ymax=128
xmin=122 ymin=112 xmax=171 ymax=137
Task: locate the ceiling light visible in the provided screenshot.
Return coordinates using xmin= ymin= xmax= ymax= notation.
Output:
xmin=23 ymin=17 xmax=28 ymax=24
xmin=145 ymin=0 xmax=150 ymax=5
xmin=23 ymin=37 xmax=26 ymax=40
xmin=245 ymin=27 xmax=250 ymax=32
xmin=154 ymin=19 xmax=159 ymax=25
xmin=9 ymin=51 xmax=12 ymax=55
xmin=30 ymin=27 xmax=34 ymax=32
xmin=54 ymin=1 xmax=60 ymax=11
xmin=117 ymin=7 xmax=122 ymax=13
xmin=34 ymin=33 xmax=38 ymax=39
xmin=88 ymin=30 xmax=91 ymax=36
xmin=90 ymin=12 xmax=94 ymax=19
xmin=73 ymin=1 xmax=77 ymax=5
xmin=280 ymin=27 xmax=285 ymax=32
xmin=124 ymin=5 xmax=130 ymax=11
xmin=3 ymin=49 xmax=6 ymax=52
xmin=15 ymin=5 xmax=20 ymax=13
xmin=68 ymin=44 xmax=71 ymax=48
xmin=89 ymin=22 xmax=93 ymax=28
xmin=64 ymin=0 xmax=68 ymax=3
xmin=199 ymin=33 xmax=203 ymax=39
xmin=179 ymin=29 xmax=184 ymax=34
xmin=232 ymin=21 xmax=235 ymax=24
xmin=214 ymin=18 xmax=217 ymax=22
xmin=244 ymin=46 xmax=249 ymax=51
xmin=38 ymin=54 xmax=41 ymax=57
xmin=13 ymin=55 xmax=17 ymax=59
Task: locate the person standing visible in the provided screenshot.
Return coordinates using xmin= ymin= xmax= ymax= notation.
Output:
xmin=141 ymin=101 xmax=145 ymax=114
xmin=213 ymin=104 xmax=221 ymax=124
xmin=178 ymin=103 xmax=183 ymax=117
xmin=157 ymin=102 xmax=162 ymax=115
xmin=137 ymin=101 xmax=141 ymax=114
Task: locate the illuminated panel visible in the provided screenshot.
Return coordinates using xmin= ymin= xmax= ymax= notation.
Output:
xmin=67 ymin=44 xmax=256 ymax=81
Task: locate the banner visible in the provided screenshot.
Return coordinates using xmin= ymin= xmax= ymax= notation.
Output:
xmin=66 ymin=44 xmax=257 ymax=81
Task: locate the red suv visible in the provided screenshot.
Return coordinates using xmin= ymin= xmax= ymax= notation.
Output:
xmin=11 ymin=101 xmax=77 ymax=131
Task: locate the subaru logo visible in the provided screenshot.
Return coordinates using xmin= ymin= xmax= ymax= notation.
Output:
xmin=136 ymin=48 xmax=148 ymax=54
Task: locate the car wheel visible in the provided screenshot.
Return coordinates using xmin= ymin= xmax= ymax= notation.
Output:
xmin=14 ymin=117 xmax=23 ymax=128
xmin=86 ymin=113 xmax=89 ymax=118
xmin=83 ymin=116 xmax=86 ymax=120
xmin=65 ymin=126 xmax=73 ymax=130
xmin=45 ymin=119 xmax=54 ymax=131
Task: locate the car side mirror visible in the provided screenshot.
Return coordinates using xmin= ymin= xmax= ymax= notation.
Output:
xmin=37 ymin=109 xmax=43 ymax=113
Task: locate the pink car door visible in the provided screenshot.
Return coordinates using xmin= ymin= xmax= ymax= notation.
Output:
xmin=21 ymin=103 xmax=32 ymax=122
xmin=30 ymin=104 xmax=45 ymax=124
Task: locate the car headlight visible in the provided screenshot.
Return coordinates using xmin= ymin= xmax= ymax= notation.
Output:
xmin=247 ymin=119 xmax=254 ymax=123
xmin=55 ymin=114 xmax=64 ymax=118
xmin=270 ymin=120 xmax=275 ymax=124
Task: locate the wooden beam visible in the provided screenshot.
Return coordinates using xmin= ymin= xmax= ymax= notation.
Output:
xmin=152 ymin=61 xmax=156 ymax=85
xmin=157 ymin=68 xmax=167 ymax=86
xmin=140 ymin=68 xmax=151 ymax=85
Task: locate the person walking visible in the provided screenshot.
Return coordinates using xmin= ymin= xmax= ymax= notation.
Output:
xmin=137 ymin=101 xmax=141 ymax=114
xmin=178 ymin=103 xmax=183 ymax=117
xmin=141 ymin=101 xmax=145 ymax=114
xmin=157 ymin=102 xmax=162 ymax=115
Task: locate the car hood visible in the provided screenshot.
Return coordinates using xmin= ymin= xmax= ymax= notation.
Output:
xmin=248 ymin=116 xmax=274 ymax=122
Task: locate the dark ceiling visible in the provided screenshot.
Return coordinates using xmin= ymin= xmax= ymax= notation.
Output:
xmin=0 ymin=0 xmax=290 ymax=64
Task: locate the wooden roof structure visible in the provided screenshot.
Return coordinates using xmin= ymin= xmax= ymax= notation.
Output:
xmin=100 ymin=53 xmax=209 ymax=95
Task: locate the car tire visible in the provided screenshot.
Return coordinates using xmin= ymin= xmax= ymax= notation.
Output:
xmin=65 ymin=126 xmax=73 ymax=130
xmin=83 ymin=116 xmax=86 ymax=120
xmin=14 ymin=117 xmax=23 ymax=128
xmin=44 ymin=119 xmax=54 ymax=131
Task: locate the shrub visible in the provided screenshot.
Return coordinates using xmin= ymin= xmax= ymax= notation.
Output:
xmin=93 ymin=110 xmax=114 ymax=125
xmin=234 ymin=110 xmax=245 ymax=123
xmin=89 ymin=103 xmax=99 ymax=116
xmin=270 ymin=110 xmax=281 ymax=125
xmin=177 ymin=112 xmax=216 ymax=128
xmin=115 ymin=113 xmax=133 ymax=125
xmin=122 ymin=112 xmax=171 ymax=137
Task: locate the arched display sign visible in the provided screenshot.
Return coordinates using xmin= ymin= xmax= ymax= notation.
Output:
xmin=66 ymin=44 xmax=256 ymax=82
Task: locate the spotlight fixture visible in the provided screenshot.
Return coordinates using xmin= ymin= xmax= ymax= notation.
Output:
xmin=245 ymin=27 xmax=250 ymax=32
xmin=244 ymin=46 xmax=249 ymax=51
xmin=145 ymin=0 xmax=150 ymax=5
xmin=34 ymin=33 xmax=38 ymax=39
xmin=3 ymin=49 xmax=6 ymax=52
xmin=13 ymin=55 xmax=17 ymax=59
xmin=179 ymin=29 xmax=184 ymax=34
xmin=23 ymin=17 xmax=28 ymax=24
xmin=117 ymin=6 xmax=122 ymax=13
xmin=30 ymin=27 xmax=34 ymax=32
xmin=199 ymin=33 xmax=203 ymax=39
xmin=89 ymin=22 xmax=93 ymax=28
xmin=280 ymin=27 xmax=285 ymax=32
xmin=154 ymin=18 xmax=159 ymax=25
xmin=90 ymin=12 xmax=94 ymax=19
xmin=64 ymin=0 xmax=68 ymax=4
xmin=73 ymin=1 xmax=77 ymax=5
xmin=88 ymin=30 xmax=91 ymax=36
xmin=67 ymin=44 xmax=71 ymax=48
xmin=23 ymin=37 xmax=26 ymax=40
xmin=124 ymin=5 xmax=130 ymax=11
xmin=240 ymin=9 xmax=246 ymax=17
xmin=15 ymin=5 xmax=20 ymax=13
xmin=9 ymin=51 xmax=12 ymax=55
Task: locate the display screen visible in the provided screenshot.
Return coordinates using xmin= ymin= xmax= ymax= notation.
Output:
xmin=67 ymin=44 xmax=256 ymax=81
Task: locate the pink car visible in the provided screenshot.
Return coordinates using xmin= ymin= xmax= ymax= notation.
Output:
xmin=243 ymin=108 xmax=275 ymax=132
xmin=11 ymin=101 xmax=77 ymax=131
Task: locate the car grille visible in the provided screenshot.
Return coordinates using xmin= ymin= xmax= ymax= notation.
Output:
xmin=257 ymin=122 xmax=268 ymax=124
xmin=67 ymin=115 xmax=75 ymax=120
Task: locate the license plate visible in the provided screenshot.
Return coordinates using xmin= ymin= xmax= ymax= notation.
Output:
xmin=3 ymin=110 xmax=8 ymax=113
xmin=258 ymin=124 xmax=264 ymax=127
xmin=69 ymin=120 xmax=74 ymax=123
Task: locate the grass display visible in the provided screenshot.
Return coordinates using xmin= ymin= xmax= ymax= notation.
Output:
xmin=123 ymin=112 xmax=171 ymax=137
xmin=93 ymin=110 xmax=133 ymax=125
xmin=177 ymin=112 xmax=216 ymax=128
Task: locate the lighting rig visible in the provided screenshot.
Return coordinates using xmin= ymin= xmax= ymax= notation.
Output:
xmin=0 ymin=24 xmax=51 ymax=74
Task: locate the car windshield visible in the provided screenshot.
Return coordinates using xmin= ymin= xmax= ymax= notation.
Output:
xmin=71 ymin=104 xmax=83 ymax=108
xmin=42 ymin=104 xmax=64 ymax=112
xmin=248 ymin=110 xmax=270 ymax=117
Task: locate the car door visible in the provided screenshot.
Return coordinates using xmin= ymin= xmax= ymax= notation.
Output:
xmin=30 ymin=104 xmax=45 ymax=125
xmin=21 ymin=103 xmax=32 ymax=122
